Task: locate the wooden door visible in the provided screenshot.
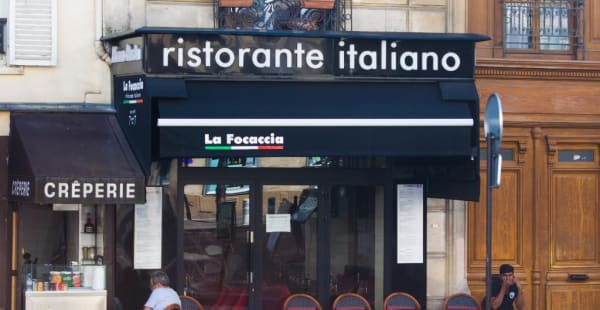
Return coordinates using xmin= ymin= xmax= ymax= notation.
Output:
xmin=543 ymin=133 xmax=600 ymax=309
xmin=467 ymin=128 xmax=534 ymax=304
xmin=468 ymin=128 xmax=600 ymax=309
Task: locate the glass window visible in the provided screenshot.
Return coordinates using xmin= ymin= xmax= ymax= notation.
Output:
xmin=0 ymin=19 xmax=5 ymax=54
xmin=0 ymin=0 xmax=8 ymax=54
xmin=183 ymin=183 xmax=252 ymax=308
xmin=262 ymin=185 xmax=318 ymax=309
xmin=329 ymin=185 xmax=378 ymax=309
xmin=480 ymin=148 xmax=514 ymax=161
xmin=1 ymin=0 xmax=6 ymax=54
xmin=188 ymin=157 xmax=256 ymax=195
xmin=504 ymin=0 xmax=582 ymax=51
xmin=558 ymin=150 xmax=595 ymax=162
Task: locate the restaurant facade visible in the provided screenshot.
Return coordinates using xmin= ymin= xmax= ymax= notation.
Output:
xmin=101 ymin=28 xmax=488 ymax=310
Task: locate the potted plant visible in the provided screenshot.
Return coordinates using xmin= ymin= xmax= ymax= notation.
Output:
xmin=301 ymin=0 xmax=335 ymax=9
xmin=219 ymin=0 xmax=253 ymax=8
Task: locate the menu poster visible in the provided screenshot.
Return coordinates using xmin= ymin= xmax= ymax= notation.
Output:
xmin=134 ymin=187 xmax=163 ymax=269
xmin=396 ymin=184 xmax=424 ymax=264
xmin=266 ymin=214 xmax=291 ymax=233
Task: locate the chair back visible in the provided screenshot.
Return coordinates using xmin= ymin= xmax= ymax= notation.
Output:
xmin=283 ymin=293 xmax=322 ymax=310
xmin=164 ymin=303 xmax=181 ymax=310
xmin=383 ymin=292 xmax=421 ymax=310
xmin=111 ymin=297 xmax=124 ymax=310
xmin=332 ymin=292 xmax=371 ymax=310
xmin=442 ymin=293 xmax=481 ymax=310
xmin=179 ymin=295 xmax=204 ymax=310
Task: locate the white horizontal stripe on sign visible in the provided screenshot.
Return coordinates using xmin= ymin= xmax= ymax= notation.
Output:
xmin=157 ymin=118 xmax=474 ymax=127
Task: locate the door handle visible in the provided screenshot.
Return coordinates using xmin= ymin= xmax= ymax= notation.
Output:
xmin=568 ymin=274 xmax=589 ymax=281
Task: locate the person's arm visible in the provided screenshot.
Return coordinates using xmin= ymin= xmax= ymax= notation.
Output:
xmin=144 ymin=291 xmax=155 ymax=310
xmin=514 ymin=277 xmax=525 ymax=310
xmin=490 ymin=284 xmax=507 ymax=310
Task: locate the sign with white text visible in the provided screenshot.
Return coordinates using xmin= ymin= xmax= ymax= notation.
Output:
xmin=145 ymin=33 xmax=478 ymax=79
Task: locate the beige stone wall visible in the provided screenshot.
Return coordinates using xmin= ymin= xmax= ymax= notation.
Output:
xmin=105 ymin=0 xmax=467 ymax=33
xmin=347 ymin=0 xmax=466 ymax=33
xmin=0 ymin=0 xmax=111 ymax=104
xmin=426 ymin=198 xmax=469 ymax=309
xmin=0 ymin=112 xmax=8 ymax=136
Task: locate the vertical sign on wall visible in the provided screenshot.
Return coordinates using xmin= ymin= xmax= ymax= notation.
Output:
xmin=134 ymin=187 xmax=163 ymax=269
xmin=396 ymin=184 xmax=424 ymax=264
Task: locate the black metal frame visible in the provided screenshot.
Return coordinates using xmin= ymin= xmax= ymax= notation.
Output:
xmin=176 ymin=167 xmax=406 ymax=309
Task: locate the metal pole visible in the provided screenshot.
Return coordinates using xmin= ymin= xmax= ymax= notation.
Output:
xmin=485 ymin=134 xmax=494 ymax=310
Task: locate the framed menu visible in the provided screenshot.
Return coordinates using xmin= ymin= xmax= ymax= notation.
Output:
xmin=134 ymin=187 xmax=163 ymax=269
xmin=396 ymin=184 xmax=424 ymax=264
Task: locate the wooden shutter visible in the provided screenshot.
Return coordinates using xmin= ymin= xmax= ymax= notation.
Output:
xmin=8 ymin=0 xmax=57 ymax=66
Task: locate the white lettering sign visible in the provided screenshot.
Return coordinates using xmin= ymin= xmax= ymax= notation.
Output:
xmin=162 ymin=38 xmax=460 ymax=73
xmin=11 ymin=180 xmax=31 ymax=197
xmin=112 ymin=44 xmax=142 ymax=63
xmin=204 ymin=133 xmax=284 ymax=145
xmin=122 ymin=78 xmax=144 ymax=92
xmin=43 ymin=181 xmax=136 ymax=200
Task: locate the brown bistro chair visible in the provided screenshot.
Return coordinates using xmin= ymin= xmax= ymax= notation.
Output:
xmin=179 ymin=295 xmax=205 ymax=310
xmin=282 ymin=293 xmax=323 ymax=310
xmin=332 ymin=292 xmax=372 ymax=310
xmin=441 ymin=293 xmax=481 ymax=310
xmin=165 ymin=303 xmax=181 ymax=310
xmin=383 ymin=292 xmax=421 ymax=310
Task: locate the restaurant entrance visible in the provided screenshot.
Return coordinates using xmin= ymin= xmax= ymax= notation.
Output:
xmin=178 ymin=166 xmax=394 ymax=310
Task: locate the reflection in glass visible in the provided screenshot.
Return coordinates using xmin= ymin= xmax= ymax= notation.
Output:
xmin=329 ymin=186 xmax=377 ymax=309
xmin=262 ymin=185 xmax=318 ymax=309
xmin=183 ymin=184 xmax=251 ymax=309
xmin=558 ymin=150 xmax=594 ymax=162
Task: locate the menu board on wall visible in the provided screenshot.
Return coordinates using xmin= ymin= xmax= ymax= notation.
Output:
xmin=396 ymin=184 xmax=424 ymax=264
xmin=134 ymin=187 xmax=163 ymax=269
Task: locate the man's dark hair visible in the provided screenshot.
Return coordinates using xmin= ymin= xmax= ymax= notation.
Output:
xmin=150 ymin=270 xmax=170 ymax=286
xmin=499 ymin=264 xmax=514 ymax=274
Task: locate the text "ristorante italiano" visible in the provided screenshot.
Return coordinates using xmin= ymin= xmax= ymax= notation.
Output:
xmin=162 ymin=38 xmax=461 ymax=72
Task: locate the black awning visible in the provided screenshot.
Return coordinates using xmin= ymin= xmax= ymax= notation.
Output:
xmin=8 ymin=113 xmax=146 ymax=204
xmin=157 ymin=80 xmax=479 ymax=158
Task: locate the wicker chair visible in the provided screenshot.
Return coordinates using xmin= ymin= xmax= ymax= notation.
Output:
xmin=332 ymin=292 xmax=371 ymax=310
xmin=282 ymin=293 xmax=322 ymax=310
xmin=383 ymin=292 xmax=421 ymax=310
xmin=179 ymin=295 xmax=204 ymax=310
xmin=442 ymin=293 xmax=481 ymax=310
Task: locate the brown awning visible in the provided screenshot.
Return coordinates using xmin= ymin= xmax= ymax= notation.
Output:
xmin=8 ymin=113 xmax=146 ymax=204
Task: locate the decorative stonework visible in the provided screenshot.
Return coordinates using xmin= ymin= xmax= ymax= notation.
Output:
xmin=475 ymin=59 xmax=600 ymax=81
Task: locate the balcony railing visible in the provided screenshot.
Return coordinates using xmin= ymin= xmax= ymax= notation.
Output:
xmin=503 ymin=0 xmax=584 ymax=54
xmin=215 ymin=0 xmax=350 ymax=31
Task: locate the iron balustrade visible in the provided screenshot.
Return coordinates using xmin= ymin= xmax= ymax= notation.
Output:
xmin=215 ymin=0 xmax=350 ymax=31
xmin=503 ymin=0 xmax=584 ymax=55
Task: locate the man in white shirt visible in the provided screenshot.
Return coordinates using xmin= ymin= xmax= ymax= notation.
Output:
xmin=144 ymin=271 xmax=181 ymax=310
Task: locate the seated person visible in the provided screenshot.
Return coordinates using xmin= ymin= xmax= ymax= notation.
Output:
xmin=144 ymin=270 xmax=181 ymax=310
xmin=488 ymin=264 xmax=525 ymax=310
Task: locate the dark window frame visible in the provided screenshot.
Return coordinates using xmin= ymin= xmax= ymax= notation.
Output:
xmin=0 ymin=18 xmax=6 ymax=54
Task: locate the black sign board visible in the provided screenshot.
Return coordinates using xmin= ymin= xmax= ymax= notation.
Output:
xmin=114 ymin=75 xmax=153 ymax=175
xmin=143 ymin=31 xmax=479 ymax=79
xmin=156 ymin=80 xmax=478 ymax=158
